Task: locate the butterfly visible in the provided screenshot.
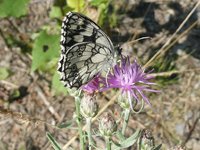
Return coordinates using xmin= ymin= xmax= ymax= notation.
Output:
xmin=58 ymin=12 xmax=119 ymax=89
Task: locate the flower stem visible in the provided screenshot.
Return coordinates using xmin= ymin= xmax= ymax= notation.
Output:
xmin=86 ymin=118 xmax=93 ymax=150
xmin=122 ymin=108 xmax=131 ymax=135
xmin=75 ymin=97 xmax=85 ymax=150
xmin=105 ymin=137 xmax=111 ymax=150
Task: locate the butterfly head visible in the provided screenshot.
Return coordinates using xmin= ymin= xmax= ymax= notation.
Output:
xmin=113 ymin=45 xmax=122 ymax=65
xmin=116 ymin=45 xmax=122 ymax=56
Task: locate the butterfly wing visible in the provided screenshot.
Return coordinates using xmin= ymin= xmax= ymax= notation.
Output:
xmin=60 ymin=12 xmax=114 ymax=54
xmin=58 ymin=42 xmax=115 ymax=88
xmin=58 ymin=12 xmax=116 ymax=89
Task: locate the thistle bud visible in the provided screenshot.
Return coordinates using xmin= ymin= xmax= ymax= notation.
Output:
xmin=99 ymin=112 xmax=117 ymax=138
xmin=80 ymin=93 xmax=98 ymax=118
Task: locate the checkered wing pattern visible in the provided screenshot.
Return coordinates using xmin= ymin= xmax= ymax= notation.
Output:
xmin=58 ymin=12 xmax=116 ymax=89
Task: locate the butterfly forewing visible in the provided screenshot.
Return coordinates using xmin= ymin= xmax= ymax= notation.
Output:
xmin=60 ymin=12 xmax=114 ymax=53
xmin=58 ymin=12 xmax=116 ymax=89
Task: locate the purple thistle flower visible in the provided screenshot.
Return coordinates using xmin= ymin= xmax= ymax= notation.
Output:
xmin=102 ymin=56 xmax=158 ymax=109
xmin=81 ymin=76 xmax=101 ymax=94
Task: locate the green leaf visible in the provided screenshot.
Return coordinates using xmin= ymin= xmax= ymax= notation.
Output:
xmin=52 ymin=72 xmax=68 ymax=95
xmin=67 ymin=0 xmax=84 ymax=11
xmin=46 ymin=58 xmax=60 ymax=74
xmin=0 ymin=67 xmax=9 ymax=80
xmin=116 ymin=131 xmax=126 ymax=141
xmin=112 ymin=129 xmax=141 ymax=149
xmin=46 ymin=132 xmax=62 ymax=150
xmin=49 ymin=6 xmax=62 ymax=19
xmin=90 ymin=0 xmax=108 ymax=6
xmin=57 ymin=120 xmax=74 ymax=129
xmin=153 ymin=144 xmax=162 ymax=150
xmin=93 ymin=0 xmax=110 ymax=26
xmin=10 ymin=89 xmax=20 ymax=99
xmin=31 ymin=31 xmax=60 ymax=71
xmin=0 ymin=0 xmax=29 ymax=18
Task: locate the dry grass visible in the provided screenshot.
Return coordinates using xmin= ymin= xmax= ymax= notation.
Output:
xmin=0 ymin=0 xmax=200 ymax=150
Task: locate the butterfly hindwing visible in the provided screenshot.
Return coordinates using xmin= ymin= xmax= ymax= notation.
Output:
xmin=58 ymin=42 xmax=115 ymax=88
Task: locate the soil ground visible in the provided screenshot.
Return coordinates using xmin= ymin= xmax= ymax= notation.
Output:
xmin=0 ymin=0 xmax=200 ymax=150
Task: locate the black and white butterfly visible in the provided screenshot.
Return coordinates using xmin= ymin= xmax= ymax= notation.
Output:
xmin=58 ymin=12 xmax=119 ymax=89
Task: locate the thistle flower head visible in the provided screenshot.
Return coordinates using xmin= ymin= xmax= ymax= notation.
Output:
xmin=81 ymin=76 xmax=100 ymax=94
xmin=103 ymin=56 xmax=158 ymax=109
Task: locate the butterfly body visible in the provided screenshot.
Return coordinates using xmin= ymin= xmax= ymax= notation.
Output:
xmin=58 ymin=12 xmax=117 ymax=89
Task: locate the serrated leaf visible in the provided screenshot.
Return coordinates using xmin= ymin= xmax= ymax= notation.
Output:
xmin=52 ymin=71 xmax=68 ymax=95
xmin=50 ymin=6 xmax=62 ymax=18
xmin=67 ymin=0 xmax=84 ymax=11
xmin=0 ymin=0 xmax=29 ymax=18
xmin=46 ymin=132 xmax=62 ymax=150
xmin=0 ymin=67 xmax=9 ymax=80
xmin=31 ymin=31 xmax=60 ymax=71
xmin=112 ymin=129 xmax=141 ymax=149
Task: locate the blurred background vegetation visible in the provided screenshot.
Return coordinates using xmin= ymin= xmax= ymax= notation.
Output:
xmin=0 ymin=0 xmax=120 ymax=95
xmin=0 ymin=0 xmax=199 ymax=150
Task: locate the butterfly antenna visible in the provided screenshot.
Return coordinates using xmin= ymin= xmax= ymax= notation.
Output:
xmin=114 ymin=44 xmax=122 ymax=59
xmin=117 ymin=45 xmax=122 ymax=56
xmin=126 ymin=37 xmax=152 ymax=45
xmin=115 ymin=28 xmax=121 ymax=43
xmin=114 ymin=28 xmax=123 ymax=55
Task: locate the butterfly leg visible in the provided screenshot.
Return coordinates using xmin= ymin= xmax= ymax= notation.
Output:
xmin=105 ymin=68 xmax=110 ymax=87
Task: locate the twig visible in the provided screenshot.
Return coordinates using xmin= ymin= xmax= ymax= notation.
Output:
xmin=148 ymin=68 xmax=200 ymax=77
xmin=181 ymin=115 xmax=200 ymax=146
xmin=144 ymin=1 xmax=200 ymax=68
xmin=126 ymin=37 xmax=152 ymax=45
xmin=0 ymin=107 xmax=44 ymax=126
xmin=158 ymin=20 xmax=198 ymax=60
xmin=0 ymin=28 xmax=10 ymax=48
xmin=35 ymin=86 xmax=61 ymax=121
xmin=0 ymin=107 xmax=67 ymax=131
xmin=0 ymin=80 xmax=19 ymax=89
xmin=6 ymin=18 xmax=21 ymax=33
